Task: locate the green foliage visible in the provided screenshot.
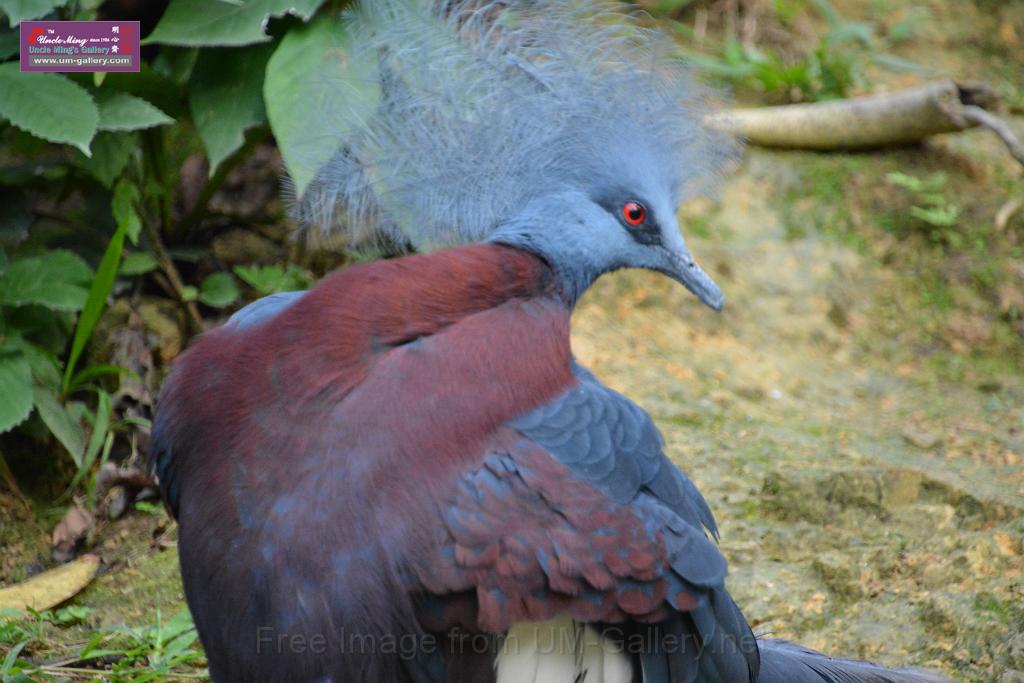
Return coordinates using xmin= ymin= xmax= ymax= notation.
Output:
xmin=1 ymin=607 xmax=205 ymax=681
xmin=234 ymin=263 xmax=311 ymax=294
xmin=32 ymin=386 xmax=86 ymax=464
xmin=685 ymin=33 xmax=863 ymax=103
xmin=0 ymin=63 xmax=97 ymax=154
xmin=264 ymin=11 xmax=381 ymax=195
xmin=95 ymin=91 xmax=174 ymax=133
xmin=199 ymin=272 xmax=241 ymax=308
xmin=62 ymin=205 xmax=130 ymax=395
xmin=118 ymin=251 xmax=158 ymax=276
xmin=73 ymin=131 xmax=139 ymax=188
xmin=0 ymin=199 xmax=130 ymax=488
xmin=679 ymin=0 xmax=926 ymax=102
xmin=0 ymin=0 xmax=478 ymax=502
xmin=0 ymin=343 xmax=33 ymax=433
xmin=886 ymin=172 xmax=963 ymax=246
xmin=0 ymin=606 xmax=93 ymax=648
xmin=111 ymin=178 xmax=143 ymax=244
xmin=189 ymin=43 xmax=276 ymax=174
xmin=0 ymin=0 xmax=67 ymax=26
xmin=145 ymin=0 xmax=326 ymax=47
xmin=0 ymin=250 xmax=92 ymax=311
xmin=0 ymin=0 xmax=351 ymax=215
xmin=84 ymin=609 xmax=204 ymax=681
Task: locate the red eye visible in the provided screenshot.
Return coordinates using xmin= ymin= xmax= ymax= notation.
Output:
xmin=622 ymin=201 xmax=646 ymax=226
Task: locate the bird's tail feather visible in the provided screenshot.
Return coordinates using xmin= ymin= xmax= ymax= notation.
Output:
xmin=757 ymin=639 xmax=954 ymax=683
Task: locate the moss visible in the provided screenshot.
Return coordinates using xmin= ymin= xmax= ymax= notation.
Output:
xmin=760 ymin=472 xmax=831 ymax=523
xmin=918 ymin=599 xmax=960 ymax=639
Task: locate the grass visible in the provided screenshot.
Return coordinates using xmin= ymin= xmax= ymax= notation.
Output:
xmin=0 ymin=607 xmax=206 ymax=682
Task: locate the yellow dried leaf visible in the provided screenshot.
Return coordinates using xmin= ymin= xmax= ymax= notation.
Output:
xmin=0 ymin=554 xmax=100 ymax=612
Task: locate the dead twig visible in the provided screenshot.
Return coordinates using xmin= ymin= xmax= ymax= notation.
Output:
xmin=957 ymin=105 xmax=1024 ymax=170
xmin=0 ymin=448 xmax=31 ymax=509
xmin=995 ymin=197 xmax=1024 ymax=232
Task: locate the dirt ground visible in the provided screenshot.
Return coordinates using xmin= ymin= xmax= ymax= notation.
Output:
xmin=575 ymin=141 xmax=1024 ymax=681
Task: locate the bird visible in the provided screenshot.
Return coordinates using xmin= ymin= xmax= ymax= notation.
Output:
xmin=151 ymin=1 xmax=953 ymax=681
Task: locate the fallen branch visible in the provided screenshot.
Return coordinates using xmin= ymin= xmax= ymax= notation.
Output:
xmin=706 ymin=80 xmax=1022 ymax=169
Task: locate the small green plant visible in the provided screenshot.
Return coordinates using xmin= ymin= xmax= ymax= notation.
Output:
xmin=1 ymin=608 xmax=205 ymax=681
xmin=0 ymin=175 xmax=151 ymax=499
xmin=885 ymin=171 xmax=963 ymax=247
xmin=234 ymin=263 xmax=312 ymax=295
xmin=181 ymin=272 xmax=242 ymax=309
xmin=1 ymin=0 xmax=364 ymax=500
xmin=678 ymin=0 xmax=928 ymax=103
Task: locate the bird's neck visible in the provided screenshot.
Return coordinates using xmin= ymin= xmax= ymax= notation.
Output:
xmin=489 ymin=237 xmax=596 ymax=308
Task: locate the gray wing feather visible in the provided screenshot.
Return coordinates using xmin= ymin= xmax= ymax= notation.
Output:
xmin=510 ymin=361 xmax=717 ymax=538
xmin=225 ymin=291 xmax=306 ymax=330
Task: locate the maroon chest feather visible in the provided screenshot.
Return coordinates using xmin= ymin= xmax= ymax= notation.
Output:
xmin=156 ymin=243 xmax=574 ymax=526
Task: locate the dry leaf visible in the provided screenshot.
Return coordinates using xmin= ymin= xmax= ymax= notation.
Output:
xmin=52 ymin=504 xmax=94 ymax=563
xmin=0 ymin=554 xmax=100 ymax=612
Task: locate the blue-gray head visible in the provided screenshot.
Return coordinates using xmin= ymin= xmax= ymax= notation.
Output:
xmin=295 ymin=0 xmax=734 ymax=309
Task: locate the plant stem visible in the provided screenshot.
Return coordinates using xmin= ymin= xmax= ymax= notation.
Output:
xmin=143 ymin=220 xmax=203 ymax=333
xmin=0 ymin=448 xmax=30 ymax=509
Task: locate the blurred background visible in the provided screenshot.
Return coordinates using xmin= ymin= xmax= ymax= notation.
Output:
xmin=0 ymin=0 xmax=1022 ymax=680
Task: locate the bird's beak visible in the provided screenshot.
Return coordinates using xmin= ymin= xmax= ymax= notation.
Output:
xmin=659 ymin=227 xmax=724 ymax=311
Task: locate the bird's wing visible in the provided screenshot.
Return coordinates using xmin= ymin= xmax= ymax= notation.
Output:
xmin=418 ymin=370 xmax=759 ymax=682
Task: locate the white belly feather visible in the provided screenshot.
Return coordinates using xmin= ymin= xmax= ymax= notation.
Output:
xmin=496 ymin=615 xmax=633 ymax=683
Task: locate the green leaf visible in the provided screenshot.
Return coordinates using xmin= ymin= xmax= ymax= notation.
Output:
xmin=145 ymin=0 xmax=326 ymax=47
xmin=911 ymin=204 xmax=959 ymax=227
xmin=180 ymin=284 xmax=198 ymax=302
xmin=0 ymin=0 xmax=67 ymax=25
xmin=198 ymin=272 xmax=240 ymax=308
xmin=60 ymin=388 xmax=110 ymax=498
xmin=233 ymin=263 xmax=310 ymax=294
xmin=151 ymin=46 xmax=199 ymax=86
xmin=97 ymin=64 xmax=187 ymax=119
xmin=61 ymin=206 xmax=128 ymax=394
xmin=68 ymin=364 xmax=137 ymax=392
xmin=7 ymin=337 xmax=60 ymax=387
xmin=68 ymin=366 xmax=136 ymax=393
xmin=32 ymin=388 xmax=85 ymax=465
xmin=807 ymin=0 xmax=840 ymax=25
xmin=73 ymin=130 xmax=137 ymax=188
xmin=189 ymin=42 xmax=275 ymax=174
xmin=0 ymin=250 xmax=93 ymax=311
xmin=886 ymin=171 xmax=922 ymax=192
xmin=870 ymin=53 xmax=933 ymax=76
xmin=95 ymin=90 xmax=173 ymax=132
xmin=0 ymin=63 xmax=98 ymax=155
xmin=0 ymin=343 xmax=33 ymax=433
xmin=111 ymin=178 xmax=142 ymax=244
xmin=119 ymin=251 xmax=158 ymax=276
xmin=1 ymin=639 xmax=28 ymax=676
xmin=825 ymin=20 xmax=875 ymax=47
xmin=265 ymin=13 xmax=380 ymax=197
